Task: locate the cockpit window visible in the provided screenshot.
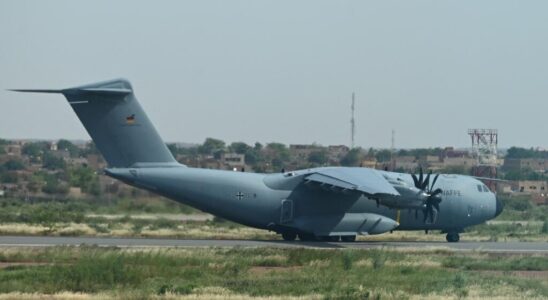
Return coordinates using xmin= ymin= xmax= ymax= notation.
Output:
xmin=477 ymin=185 xmax=483 ymax=192
xmin=482 ymin=185 xmax=490 ymax=193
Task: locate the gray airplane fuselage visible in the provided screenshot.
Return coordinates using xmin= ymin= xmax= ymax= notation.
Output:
xmin=107 ymin=165 xmax=500 ymax=236
xmin=12 ymin=78 xmax=503 ymax=241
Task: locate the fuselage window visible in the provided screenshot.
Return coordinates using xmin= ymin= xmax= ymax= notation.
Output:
xmin=482 ymin=185 xmax=490 ymax=193
xmin=477 ymin=185 xmax=483 ymax=192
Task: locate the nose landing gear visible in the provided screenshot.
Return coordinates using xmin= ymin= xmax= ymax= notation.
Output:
xmin=446 ymin=232 xmax=460 ymax=243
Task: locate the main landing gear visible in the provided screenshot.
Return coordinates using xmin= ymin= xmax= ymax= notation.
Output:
xmin=281 ymin=232 xmax=297 ymax=241
xmin=340 ymin=235 xmax=356 ymax=242
xmin=446 ymin=232 xmax=460 ymax=243
xmin=280 ymin=232 xmax=357 ymax=242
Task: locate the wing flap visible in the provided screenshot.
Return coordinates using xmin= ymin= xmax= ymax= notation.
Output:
xmin=304 ymin=168 xmax=400 ymax=197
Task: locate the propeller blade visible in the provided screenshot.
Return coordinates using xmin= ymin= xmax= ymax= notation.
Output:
xmin=431 ymin=174 xmax=440 ymax=190
xmin=412 ymin=174 xmax=419 ymax=189
xmin=422 ymin=171 xmax=431 ymax=190
xmin=433 ymin=201 xmax=440 ymax=212
xmin=418 ymin=167 xmax=424 ymax=187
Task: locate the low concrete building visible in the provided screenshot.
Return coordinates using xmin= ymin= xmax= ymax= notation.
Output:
xmin=503 ymin=158 xmax=548 ymax=172
xmin=393 ymin=156 xmax=418 ymax=171
xmin=517 ymin=180 xmax=547 ymax=194
xmin=86 ymin=154 xmax=106 ymax=170
xmin=289 ymin=144 xmax=320 ymax=161
xmin=327 ymin=145 xmax=349 ymax=162
xmin=361 ymin=158 xmax=377 ymax=169
xmin=443 ymin=156 xmax=476 ymax=168
xmin=5 ymin=144 xmax=22 ymax=156
xmin=221 ymin=153 xmax=245 ymax=168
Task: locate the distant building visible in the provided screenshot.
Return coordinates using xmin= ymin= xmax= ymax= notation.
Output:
xmin=51 ymin=149 xmax=70 ymax=160
xmin=5 ymin=144 xmax=22 ymax=156
xmin=361 ymin=158 xmax=377 ymax=169
xmin=442 ymin=156 xmax=476 ymax=168
xmin=424 ymin=155 xmax=443 ymax=170
xmin=442 ymin=147 xmax=470 ymax=158
xmin=503 ymin=158 xmax=548 ymax=172
xmin=517 ymin=180 xmax=547 ymax=194
xmin=327 ymin=145 xmax=349 ymax=162
xmin=67 ymin=157 xmax=88 ymax=166
xmin=532 ymin=194 xmax=548 ymax=205
xmin=221 ymin=153 xmax=246 ymax=169
xmin=289 ymin=144 xmax=320 ymax=161
xmin=393 ymin=156 xmax=418 ymax=171
xmin=86 ymin=154 xmax=106 ymax=169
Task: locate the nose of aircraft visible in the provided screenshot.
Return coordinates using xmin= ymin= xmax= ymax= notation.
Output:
xmin=494 ymin=196 xmax=504 ymax=218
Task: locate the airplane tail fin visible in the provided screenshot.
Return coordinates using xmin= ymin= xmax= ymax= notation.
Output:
xmin=10 ymin=79 xmax=179 ymax=168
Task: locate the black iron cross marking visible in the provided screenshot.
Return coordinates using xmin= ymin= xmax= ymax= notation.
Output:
xmin=235 ymin=192 xmax=245 ymax=200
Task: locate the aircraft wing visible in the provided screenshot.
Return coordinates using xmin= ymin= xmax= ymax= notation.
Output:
xmin=304 ymin=168 xmax=400 ymax=199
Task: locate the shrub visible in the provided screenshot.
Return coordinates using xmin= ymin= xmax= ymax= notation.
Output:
xmin=541 ymin=220 xmax=548 ymax=234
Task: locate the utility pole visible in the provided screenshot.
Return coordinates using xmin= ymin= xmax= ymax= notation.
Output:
xmin=391 ymin=129 xmax=396 ymax=171
xmin=351 ymin=92 xmax=355 ymax=149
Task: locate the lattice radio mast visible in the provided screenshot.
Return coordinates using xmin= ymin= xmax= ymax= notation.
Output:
xmin=468 ymin=128 xmax=499 ymax=190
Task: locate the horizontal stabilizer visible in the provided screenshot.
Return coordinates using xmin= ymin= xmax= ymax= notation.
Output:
xmin=9 ymin=87 xmax=131 ymax=97
xmin=8 ymin=89 xmax=63 ymax=94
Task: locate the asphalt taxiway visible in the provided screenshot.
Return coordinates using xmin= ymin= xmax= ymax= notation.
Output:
xmin=0 ymin=236 xmax=546 ymax=253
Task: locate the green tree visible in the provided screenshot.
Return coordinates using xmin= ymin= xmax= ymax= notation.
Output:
xmin=42 ymin=176 xmax=69 ymax=195
xmin=375 ymin=149 xmax=392 ymax=162
xmin=3 ymin=159 xmax=25 ymax=171
xmin=308 ymin=150 xmax=328 ymax=165
xmin=81 ymin=141 xmax=100 ymax=156
xmin=266 ymin=143 xmax=290 ymax=169
xmin=341 ymin=148 xmax=362 ymax=166
xmin=198 ymin=138 xmax=226 ymax=156
xmin=229 ymin=142 xmax=252 ymax=154
xmin=57 ymin=139 xmax=81 ymax=157
xmin=22 ymin=141 xmax=49 ymax=157
xmin=68 ymin=166 xmax=100 ymax=195
xmin=42 ymin=153 xmax=66 ymax=170
xmin=505 ymin=147 xmax=548 ymax=159
xmin=1 ymin=172 xmax=18 ymax=183
xmin=27 ymin=175 xmax=44 ymax=193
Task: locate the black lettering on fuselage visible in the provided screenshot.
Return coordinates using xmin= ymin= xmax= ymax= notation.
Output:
xmin=442 ymin=189 xmax=462 ymax=197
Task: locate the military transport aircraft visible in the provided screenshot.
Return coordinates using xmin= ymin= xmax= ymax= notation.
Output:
xmin=10 ymin=79 xmax=503 ymax=243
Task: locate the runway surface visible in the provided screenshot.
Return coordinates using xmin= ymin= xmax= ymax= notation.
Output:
xmin=0 ymin=236 xmax=547 ymax=253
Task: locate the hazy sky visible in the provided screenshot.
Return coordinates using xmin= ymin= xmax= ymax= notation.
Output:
xmin=1 ymin=1 xmax=547 ymax=149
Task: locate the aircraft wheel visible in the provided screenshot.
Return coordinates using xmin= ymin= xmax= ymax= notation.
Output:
xmin=446 ymin=232 xmax=460 ymax=243
xmin=298 ymin=233 xmax=317 ymax=241
xmin=281 ymin=232 xmax=297 ymax=241
xmin=340 ymin=235 xmax=356 ymax=243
